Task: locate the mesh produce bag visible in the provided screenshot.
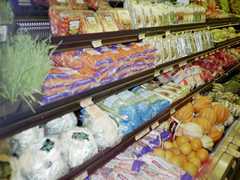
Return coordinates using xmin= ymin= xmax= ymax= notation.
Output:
xmin=19 ymin=137 xmax=69 ymax=180
xmin=59 ymin=127 xmax=98 ymax=168
xmin=44 ymin=112 xmax=78 ymax=138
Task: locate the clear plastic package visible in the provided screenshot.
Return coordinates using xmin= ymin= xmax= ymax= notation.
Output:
xmin=141 ymin=1 xmax=152 ymax=27
xmin=168 ymin=35 xmax=177 ymax=61
xmin=68 ymin=0 xmax=87 ymax=10
xmin=44 ymin=112 xmax=78 ymax=138
xmin=162 ymin=38 xmax=171 ymax=62
xmin=189 ymin=65 xmax=205 ymax=87
xmin=154 ymin=35 xmax=164 ymax=65
xmin=81 ymin=10 xmax=103 ymax=33
xmin=59 ymin=126 xmax=98 ymax=168
xmin=111 ymin=9 xmax=132 ymax=30
xmin=97 ymin=11 xmax=118 ymax=32
xmin=19 ymin=137 xmax=69 ymax=180
xmin=153 ymin=87 xmax=179 ymax=103
xmin=81 ymin=108 xmax=123 ymax=150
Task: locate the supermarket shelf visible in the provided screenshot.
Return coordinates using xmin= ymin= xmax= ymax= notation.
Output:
xmin=60 ymin=62 xmax=240 ymax=180
xmin=1 ymin=36 xmax=240 ymax=140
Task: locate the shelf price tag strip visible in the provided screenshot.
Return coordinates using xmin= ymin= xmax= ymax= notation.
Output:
xmin=92 ymin=40 xmax=102 ymax=48
xmin=74 ymin=171 xmax=88 ymax=180
xmin=221 ymin=146 xmax=240 ymax=158
xmin=135 ymin=128 xmax=150 ymax=141
xmin=154 ymin=69 xmax=160 ymax=77
xmin=163 ymin=66 xmax=173 ymax=73
xmin=139 ymin=33 xmax=146 ymax=40
xmin=151 ymin=121 xmax=159 ymax=130
xmin=179 ymin=60 xmax=187 ymax=67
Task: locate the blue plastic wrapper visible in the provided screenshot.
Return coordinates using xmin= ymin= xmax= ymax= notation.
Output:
xmin=120 ymin=120 xmax=134 ymax=136
xmin=11 ymin=0 xmax=35 ymax=9
xmin=41 ymin=92 xmax=69 ymax=105
xmin=136 ymin=145 xmax=152 ymax=158
xmin=161 ymin=131 xmax=171 ymax=142
xmin=132 ymin=160 xmax=146 ymax=172
xmin=181 ymin=173 xmax=193 ymax=180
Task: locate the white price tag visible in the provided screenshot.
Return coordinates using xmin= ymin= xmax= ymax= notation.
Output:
xmin=151 ymin=121 xmax=159 ymax=130
xmin=139 ymin=33 xmax=146 ymax=40
xmin=179 ymin=60 xmax=187 ymax=67
xmin=192 ymin=92 xmax=200 ymax=100
xmin=74 ymin=171 xmax=88 ymax=180
xmin=200 ymin=55 xmax=204 ymax=59
xmin=1 ymin=25 xmax=7 ymax=42
xmin=163 ymin=66 xmax=173 ymax=73
xmin=228 ymin=45 xmax=230 ymax=48
xmin=170 ymin=108 xmax=176 ymax=115
xmin=135 ymin=128 xmax=150 ymax=141
xmin=217 ymin=50 xmax=219 ymax=52
xmin=195 ymin=57 xmax=199 ymax=61
xmin=205 ymin=54 xmax=208 ymax=58
xmin=229 ymin=23 xmax=232 ymax=26
xmin=92 ymin=40 xmax=102 ymax=48
xmin=225 ymin=147 xmax=240 ymax=158
xmin=154 ymin=69 xmax=160 ymax=77
xmin=165 ymin=30 xmax=170 ymax=36
xmin=207 ymin=26 xmax=210 ymax=30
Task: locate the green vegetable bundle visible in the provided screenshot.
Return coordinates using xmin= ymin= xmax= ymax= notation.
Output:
xmin=1 ymin=0 xmax=14 ymax=24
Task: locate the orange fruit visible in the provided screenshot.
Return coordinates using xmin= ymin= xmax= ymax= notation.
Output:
xmin=171 ymin=147 xmax=181 ymax=156
xmin=173 ymin=140 xmax=178 ymax=147
xmin=176 ymin=135 xmax=189 ymax=147
xmin=179 ymin=142 xmax=192 ymax=156
xmin=170 ymin=156 xmax=182 ymax=168
xmin=196 ymin=148 xmax=209 ymax=162
xmin=190 ymin=139 xmax=202 ymax=151
xmin=189 ymin=157 xmax=201 ymax=169
xmin=187 ymin=151 xmax=196 ymax=160
xmin=183 ymin=162 xmax=198 ymax=178
xmin=176 ymin=154 xmax=188 ymax=166
xmin=153 ymin=148 xmax=165 ymax=157
xmin=163 ymin=141 xmax=173 ymax=149
xmin=165 ymin=151 xmax=173 ymax=160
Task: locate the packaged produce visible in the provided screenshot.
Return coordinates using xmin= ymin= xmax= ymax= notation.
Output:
xmin=175 ymin=34 xmax=185 ymax=58
xmin=150 ymin=3 xmax=160 ymax=27
xmin=156 ymin=74 xmax=170 ymax=84
xmin=44 ymin=112 xmax=78 ymax=138
xmin=0 ymin=154 xmax=25 ymax=180
xmin=68 ymin=0 xmax=87 ymax=10
xmin=59 ymin=127 xmax=98 ymax=167
xmin=161 ymin=84 xmax=187 ymax=98
xmin=48 ymin=0 xmax=68 ymax=6
xmin=154 ymin=35 xmax=164 ymax=65
xmin=85 ymin=0 xmax=99 ymax=10
xmin=114 ymin=65 xmax=131 ymax=79
xmin=168 ymin=35 xmax=177 ymax=61
xmin=177 ymin=6 xmax=185 ymax=24
xmin=130 ymin=43 xmax=157 ymax=59
xmin=167 ymin=82 xmax=190 ymax=96
xmin=102 ymin=95 xmax=141 ymax=129
xmin=131 ymin=2 xmax=145 ymax=28
xmin=80 ymin=48 xmax=114 ymax=70
xmin=19 ymin=137 xmax=69 ymax=180
xmin=188 ymin=33 xmax=197 ymax=54
xmin=167 ymin=3 xmax=177 ymax=25
xmin=205 ymin=31 xmax=214 ymax=48
xmin=182 ymin=65 xmax=196 ymax=90
xmin=51 ymin=50 xmax=84 ymax=69
xmin=162 ymin=38 xmax=171 ymax=62
xmin=81 ymin=11 xmax=103 ymax=33
xmin=131 ymin=61 xmax=148 ymax=74
xmin=156 ymin=3 xmax=164 ymax=26
xmin=111 ymin=9 xmax=132 ymax=30
xmin=141 ymin=81 xmax=159 ymax=90
xmin=81 ymin=107 xmax=123 ymax=150
xmin=153 ymin=87 xmax=179 ymax=103
xmin=182 ymin=33 xmax=192 ymax=56
xmin=97 ymin=11 xmax=118 ymax=32
xmin=141 ymin=1 xmax=152 ymax=27
xmin=194 ymin=31 xmax=204 ymax=52
xmin=118 ymin=90 xmax=153 ymax=122
xmin=169 ymin=68 xmax=192 ymax=90
xmin=189 ymin=65 xmax=205 ymax=87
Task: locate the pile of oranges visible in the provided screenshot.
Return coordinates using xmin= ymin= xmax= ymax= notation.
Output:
xmin=153 ymin=135 xmax=209 ymax=178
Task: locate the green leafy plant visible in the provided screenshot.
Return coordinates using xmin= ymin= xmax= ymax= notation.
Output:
xmin=1 ymin=0 xmax=14 ymax=24
xmin=0 ymin=31 xmax=58 ymax=112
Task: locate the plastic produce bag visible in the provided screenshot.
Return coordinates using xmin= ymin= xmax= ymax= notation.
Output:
xmin=81 ymin=11 xmax=103 ymax=33
xmin=102 ymin=95 xmax=141 ymax=129
xmin=0 ymin=154 xmax=25 ymax=180
xmin=111 ymin=9 xmax=132 ymax=30
xmin=10 ymin=126 xmax=44 ymax=156
xmin=0 ymin=138 xmax=14 ymax=156
xmin=117 ymin=90 xmax=152 ymax=122
xmin=153 ymin=87 xmax=179 ymax=103
xmin=19 ymin=137 xmax=69 ymax=180
xmin=189 ymin=65 xmax=205 ymax=87
xmin=81 ymin=108 xmax=123 ymax=150
xmin=44 ymin=112 xmax=78 ymax=138
xmin=182 ymin=65 xmax=196 ymax=90
xmin=97 ymin=11 xmax=118 ymax=32
xmin=59 ymin=127 xmax=98 ymax=168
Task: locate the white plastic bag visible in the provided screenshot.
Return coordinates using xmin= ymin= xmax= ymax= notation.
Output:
xmin=44 ymin=112 xmax=78 ymax=138
xmin=19 ymin=137 xmax=69 ymax=180
xmin=11 ymin=125 xmax=44 ymax=156
xmin=0 ymin=154 xmax=25 ymax=180
xmin=59 ymin=127 xmax=98 ymax=168
xmin=81 ymin=108 xmax=123 ymax=150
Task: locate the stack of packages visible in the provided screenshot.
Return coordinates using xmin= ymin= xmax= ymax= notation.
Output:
xmin=193 ymin=47 xmax=240 ymax=81
xmin=41 ymin=43 xmax=157 ymax=104
xmin=124 ymin=0 xmax=206 ymax=28
xmin=143 ymin=30 xmax=214 ymax=65
xmin=48 ymin=0 xmax=132 ymax=36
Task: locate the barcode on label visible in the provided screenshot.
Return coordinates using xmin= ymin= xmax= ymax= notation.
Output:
xmin=151 ymin=121 xmax=159 ymax=130
xmin=163 ymin=66 xmax=173 ymax=73
xmin=135 ymin=128 xmax=150 ymax=141
xmin=139 ymin=33 xmax=145 ymax=40
xmin=74 ymin=171 xmax=88 ymax=180
xmin=92 ymin=40 xmax=102 ymax=48
xmin=154 ymin=69 xmax=160 ymax=77
xmin=179 ymin=60 xmax=187 ymax=67
xmin=1 ymin=26 xmax=7 ymax=42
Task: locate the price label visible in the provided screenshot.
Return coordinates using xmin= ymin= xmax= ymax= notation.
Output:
xmin=139 ymin=33 xmax=146 ymax=40
xmin=151 ymin=121 xmax=160 ymax=130
xmin=200 ymin=55 xmax=204 ymax=59
xmin=135 ymin=128 xmax=150 ymax=141
xmin=193 ymin=92 xmax=200 ymax=100
xmin=74 ymin=171 xmax=88 ymax=180
xmin=163 ymin=66 xmax=173 ymax=73
xmin=205 ymin=54 xmax=208 ymax=57
xmin=195 ymin=57 xmax=199 ymax=61
xmin=207 ymin=26 xmax=210 ymax=30
xmin=1 ymin=25 xmax=7 ymax=42
xmin=179 ymin=60 xmax=187 ymax=67
xmin=92 ymin=40 xmax=102 ymax=48
xmin=165 ymin=30 xmax=170 ymax=36
xmin=228 ymin=45 xmax=231 ymax=48
xmin=212 ymin=81 xmax=215 ymax=85
xmin=232 ymin=138 xmax=240 ymax=146
xmin=229 ymin=23 xmax=232 ymax=26
xmin=170 ymin=108 xmax=176 ymax=115
xmin=154 ymin=69 xmax=160 ymax=77
xmin=217 ymin=50 xmax=219 ymax=52
xmin=225 ymin=147 xmax=240 ymax=158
